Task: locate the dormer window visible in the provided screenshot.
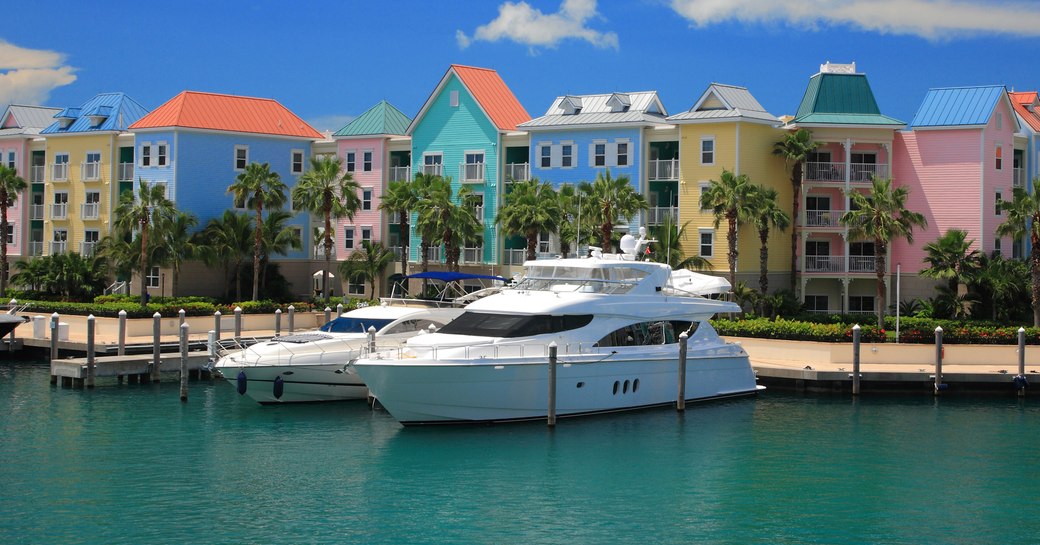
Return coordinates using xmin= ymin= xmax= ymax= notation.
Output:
xmin=607 ymin=93 xmax=631 ymax=113
xmin=561 ymin=96 xmax=583 ymax=115
xmin=88 ymin=115 xmax=107 ymax=128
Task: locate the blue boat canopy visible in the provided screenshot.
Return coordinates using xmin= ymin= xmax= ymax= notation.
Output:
xmin=405 ymin=271 xmax=507 ymax=283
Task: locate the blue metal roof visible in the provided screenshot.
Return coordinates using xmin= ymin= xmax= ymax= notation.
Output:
xmin=909 ymin=86 xmax=1006 ymax=128
xmin=41 ymin=93 xmax=149 ymax=134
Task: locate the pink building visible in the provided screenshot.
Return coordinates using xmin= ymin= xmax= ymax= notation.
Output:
xmin=0 ymin=105 xmax=61 ymax=258
xmin=892 ymin=86 xmax=1020 ymax=300
xmin=331 ymin=101 xmax=412 ymax=297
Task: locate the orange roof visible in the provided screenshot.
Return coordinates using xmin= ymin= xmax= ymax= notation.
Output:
xmin=451 ymin=65 xmax=530 ymax=131
xmin=130 ymin=91 xmax=323 ymax=139
xmin=1010 ymin=91 xmax=1040 ymax=132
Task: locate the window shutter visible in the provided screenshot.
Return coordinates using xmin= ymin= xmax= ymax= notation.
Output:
xmin=606 ymin=143 xmax=617 ymax=168
xmin=551 ymin=144 xmax=562 ymax=168
xmin=588 ymin=143 xmax=596 ymax=167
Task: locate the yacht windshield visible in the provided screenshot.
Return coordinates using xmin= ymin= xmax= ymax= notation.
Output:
xmin=319 ymin=317 xmax=395 ymax=334
xmin=437 ymin=312 xmax=593 ymax=338
xmin=514 ymin=265 xmax=650 ymax=294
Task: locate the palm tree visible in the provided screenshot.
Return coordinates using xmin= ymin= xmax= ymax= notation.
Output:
xmin=379 ymin=178 xmax=417 ymax=279
xmin=154 ymin=211 xmax=199 ymax=297
xmin=972 ymin=253 xmax=1029 ymax=322
xmin=920 ymin=229 xmax=982 ymax=298
xmin=578 ymin=170 xmax=648 ymax=251
xmin=448 ymin=190 xmax=484 ymax=272
xmin=840 ymin=177 xmax=927 ymax=328
xmin=11 ymin=257 xmax=48 ymax=292
xmin=773 ymin=129 xmax=817 ymax=290
xmin=749 ymin=185 xmax=791 ymax=295
xmin=497 ymin=179 xmax=560 ymax=261
xmin=997 ymin=178 xmax=1040 ymax=326
xmin=96 ymin=232 xmax=140 ymax=291
xmin=228 ymin=162 xmax=288 ymax=301
xmin=259 ymin=209 xmax=303 ymax=296
xmin=0 ymin=166 xmax=27 ymax=294
xmin=340 ymin=240 xmax=395 ymax=299
xmin=648 ymin=215 xmax=712 ymax=271
xmin=113 ymin=180 xmax=176 ymax=305
xmin=556 ymin=184 xmax=579 ymax=257
xmin=413 ymin=174 xmax=451 ymax=273
xmin=197 ymin=210 xmax=253 ymax=300
xmin=292 ymin=156 xmax=360 ymax=304
xmin=701 ymin=169 xmax=757 ymax=287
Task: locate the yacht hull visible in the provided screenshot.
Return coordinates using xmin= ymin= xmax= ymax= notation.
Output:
xmin=355 ymin=352 xmax=758 ymax=424
xmin=217 ymin=363 xmax=367 ymax=404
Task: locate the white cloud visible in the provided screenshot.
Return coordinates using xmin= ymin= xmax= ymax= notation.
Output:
xmin=306 ymin=114 xmax=355 ymax=135
xmin=0 ymin=40 xmax=77 ymax=105
xmin=457 ymin=0 xmax=619 ymax=51
xmin=669 ymin=0 xmax=1040 ymax=39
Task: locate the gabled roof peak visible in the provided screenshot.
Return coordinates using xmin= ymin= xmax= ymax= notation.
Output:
xmin=408 ymin=65 xmax=529 ymax=133
xmin=334 ymin=100 xmax=411 ymax=137
xmin=129 ymin=90 xmax=322 ymax=139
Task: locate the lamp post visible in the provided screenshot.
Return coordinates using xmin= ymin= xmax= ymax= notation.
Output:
xmin=161 ymin=272 xmax=165 ymax=298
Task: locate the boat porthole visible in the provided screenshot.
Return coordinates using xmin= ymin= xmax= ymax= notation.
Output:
xmin=623 ymin=380 xmax=630 ymax=394
xmin=612 ymin=381 xmax=619 ymax=395
xmin=633 ymin=379 xmax=639 ymax=392
xmin=576 ymin=382 xmax=585 ymax=388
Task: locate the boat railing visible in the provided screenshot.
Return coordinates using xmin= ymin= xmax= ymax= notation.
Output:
xmin=363 ymin=341 xmax=620 ymax=362
xmin=512 ymin=276 xmax=639 ymax=295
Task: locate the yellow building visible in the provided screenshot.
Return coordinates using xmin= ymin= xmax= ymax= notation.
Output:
xmin=667 ymin=84 xmax=791 ymax=291
xmin=39 ymin=94 xmax=145 ymax=258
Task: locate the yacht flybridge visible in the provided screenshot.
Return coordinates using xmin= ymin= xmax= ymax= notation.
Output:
xmin=353 ymin=234 xmax=762 ymax=425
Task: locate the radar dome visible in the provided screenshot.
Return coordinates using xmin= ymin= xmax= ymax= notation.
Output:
xmin=619 ymin=234 xmax=637 ymax=255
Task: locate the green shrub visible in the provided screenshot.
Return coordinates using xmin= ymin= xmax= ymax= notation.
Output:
xmin=712 ymin=317 xmax=885 ymax=342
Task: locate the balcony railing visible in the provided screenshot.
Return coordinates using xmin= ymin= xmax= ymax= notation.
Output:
xmin=421 ymin=164 xmax=442 ymax=176
xmin=805 ymin=162 xmax=889 ymax=183
xmin=50 ymin=241 xmax=67 ymax=254
xmin=461 ymin=162 xmax=484 ymax=183
xmin=505 ymin=162 xmax=530 ymax=182
xmin=805 ymin=209 xmax=841 ymax=227
xmin=118 ymin=162 xmax=134 ymax=182
xmin=29 ymin=166 xmax=44 ymax=184
xmin=848 ymin=256 xmax=876 ymax=273
xmin=472 ymin=206 xmax=484 ymax=224
xmin=849 ymin=163 xmax=888 ymax=182
xmin=648 ymin=159 xmax=679 ymax=181
xmin=462 ymin=247 xmax=483 ymax=263
xmin=51 ymin=203 xmax=67 ymax=220
xmin=52 ymin=164 xmax=68 ymax=182
xmin=805 ymin=255 xmax=843 ymax=272
xmin=29 ymin=204 xmax=44 ymax=221
xmin=646 ymin=206 xmax=678 ymax=226
xmin=312 ymin=246 xmax=337 ymax=260
xmin=504 ymin=248 xmax=555 ymax=265
xmin=420 ymin=246 xmax=443 ymax=262
xmin=28 ymin=241 xmax=43 ymax=257
xmin=1014 ymin=167 xmax=1025 ymax=189
xmin=389 ymin=166 xmax=411 ymax=183
xmin=81 ymin=162 xmax=100 ymax=181
xmin=80 ymin=241 xmax=98 ymax=256
xmin=81 ymin=203 xmax=100 ymax=220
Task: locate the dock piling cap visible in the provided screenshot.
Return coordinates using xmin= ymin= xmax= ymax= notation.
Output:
xmin=852 ymin=324 xmax=860 ymax=330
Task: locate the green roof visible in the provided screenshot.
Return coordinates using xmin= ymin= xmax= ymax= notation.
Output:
xmin=333 ymin=100 xmax=411 ymax=137
xmin=794 ymin=73 xmax=904 ymax=125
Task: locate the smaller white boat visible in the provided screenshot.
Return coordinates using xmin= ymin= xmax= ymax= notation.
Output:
xmin=0 ymin=302 xmax=28 ymax=338
xmin=214 ymin=272 xmax=504 ymax=404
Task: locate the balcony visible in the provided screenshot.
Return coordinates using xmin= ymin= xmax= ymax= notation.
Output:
xmin=462 ymin=247 xmax=483 ymax=264
xmin=1014 ymin=167 xmax=1025 ymax=189
xmin=646 ymin=206 xmax=678 ymax=226
xmin=52 ymin=164 xmax=68 ymax=182
xmin=312 ymin=246 xmax=337 ymax=260
xmin=805 ymin=162 xmax=888 ymax=183
xmin=29 ymin=204 xmax=44 ymax=221
xmin=648 ymin=159 xmax=679 ymax=181
xmin=389 ymin=166 xmax=411 ymax=183
xmin=51 ymin=203 xmax=67 ymax=220
xmin=50 ymin=241 xmax=67 ymax=254
xmin=28 ymin=241 xmax=43 ymax=257
xmin=805 ymin=209 xmax=842 ymax=228
xmin=81 ymin=162 xmax=100 ymax=181
xmin=504 ymin=248 xmax=554 ymax=265
xmin=81 ymin=203 xmax=100 ymax=220
xmin=118 ymin=162 xmax=134 ymax=182
xmin=80 ymin=241 xmax=98 ymax=256
xmin=805 ymin=255 xmax=843 ymax=273
xmin=850 ymin=163 xmax=888 ymax=182
xmin=505 ymin=163 xmax=530 ymax=182
xmin=471 ymin=205 xmax=484 ymax=224
xmin=848 ymin=256 xmax=876 ymax=273
xmin=461 ymin=162 xmax=484 ymax=183
xmin=415 ymin=245 xmax=443 ymax=262
xmin=421 ymin=164 xmax=443 ymax=176
xmin=29 ymin=166 xmax=44 ymax=184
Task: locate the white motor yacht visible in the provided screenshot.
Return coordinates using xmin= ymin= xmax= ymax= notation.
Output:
xmin=353 ymin=234 xmax=762 ymax=425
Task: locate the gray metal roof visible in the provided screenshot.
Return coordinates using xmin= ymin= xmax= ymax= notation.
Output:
xmin=519 ymin=91 xmax=669 ymax=129
xmin=0 ymin=104 xmax=62 ymax=134
xmin=667 ymin=83 xmax=779 ymax=124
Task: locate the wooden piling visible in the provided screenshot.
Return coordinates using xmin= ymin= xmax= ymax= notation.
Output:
xmin=547 ymin=342 xmax=558 ymax=427
xmin=677 ymin=332 xmax=688 ymax=411
xmin=288 ymin=305 xmax=295 ymax=334
xmin=86 ymin=315 xmax=96 ymax=389
xmin=852 ymin=324 xmax=861 ymax=396
xmin=180 ymin=323 xmax=189 ymax=402
xmin=1018 ymin=327 xmax=1027 ymax=397
xmin=934 ymin=326 xmax=944 ymax=395
xmin=151 ymin=312 xmax=162 ymax=383
xmin=49 ymin=312 xmax=59 ymax=362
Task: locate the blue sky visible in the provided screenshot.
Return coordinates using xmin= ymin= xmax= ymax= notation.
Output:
xmin=4 ymin=0 xmax=1040 ymax=132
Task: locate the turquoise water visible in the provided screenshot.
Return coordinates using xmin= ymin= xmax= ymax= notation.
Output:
xmin=2 ymin=361 xmax=1038 ymax=545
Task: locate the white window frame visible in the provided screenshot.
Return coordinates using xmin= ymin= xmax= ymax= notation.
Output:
xmin=83 ymin=151 xmax=102 ymax=181
xmin=615 ymin=139 xmax=630 ymax=167
xmin=234 ymin=145 xmax=249 ymax=171
xmin=593 ymin=140 xmax=607 ymax=167
xmin=363 ymin=150 xmax=373 ymax=172
xmin=700 ymin=137 xmax=715 ymax=166
xmin=561 ymin=142 xmax=574 ymax=168
xmin=4 ymin=223 xmax=15 ymax=245
xmin=994 ymin=237 xmax=1002 ymax=255
xmin=362 ymin=188 xmax=373 ymax=211
xmin=995 ymin=144 xmax=1003 ymax=171
xmin=140 ymin=143 xmax=152 ymax=167
xmin=449 ymin=90 xmax=460 ymax=108
xmin=156 ymin=141 xmax=168 ymax=167
xmin=4 ymin=150 xmax=15 ymax=170
xmin=538 ymin=144 xmax=552 ymax=169
xmin=53 ymin=152 xmax=69 ymax=181
xmin=146 ymin=266 xmax=160 ymax=289
xmin=423 ymin=152 xmax=443 ymax=175
xmin=699 ymin=181 xmax=711 ymax=210
xmin=291 ymin=149 xmax=304 ymax=174
xmin=344 ymin=226 xmax=355 ymax=250
xmin=344 ymin=150 xmax=357 ymax=173
xmin=361 ymin=226 xmax=372 ymax=244
xmin=698 ymin=229 xmax=714 ymax=258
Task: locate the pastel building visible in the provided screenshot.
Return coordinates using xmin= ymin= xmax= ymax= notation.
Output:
xmin=667 ymin=83 xmax=788 ymax=287
xmin=332 ymin=100 xmax=412 ymax=296
xmin=0 ymin=105 xmax=61 ymax=257
xmin=407 ymin=64 xmax=530 ymax=269
xmin=1011 ymin=92 xmax=1039 ymax=195
xmin=40 ymin=93 xmax=148 ymax=259
xmin=785 ymin=62 xmax=905 ymax=313
xmin=129 ymin=91 xmax=323 ymax=296
xmin=892 ymin=85 xmax=1020 ymax=300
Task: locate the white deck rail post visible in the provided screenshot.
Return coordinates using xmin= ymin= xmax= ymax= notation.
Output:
xmin=180 ymin=323 xmax=189 ymax=402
